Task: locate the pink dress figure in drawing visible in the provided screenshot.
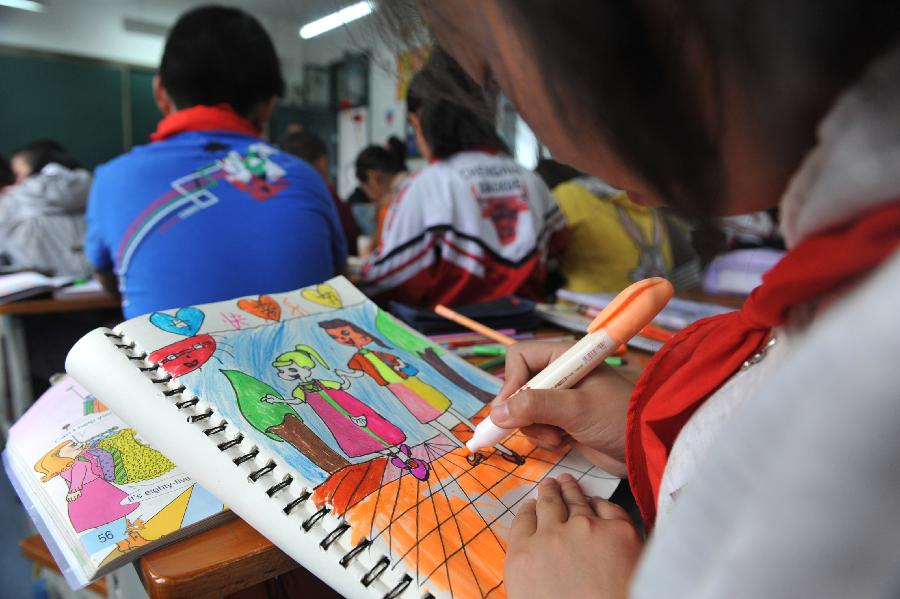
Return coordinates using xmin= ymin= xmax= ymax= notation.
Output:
xmin=35 ymin=440 xmax=139 ymax=533
xmin=319 ymin=320 xmax=523 ymax=464
xmin=262 ymin=344 xmax=408 ymax=459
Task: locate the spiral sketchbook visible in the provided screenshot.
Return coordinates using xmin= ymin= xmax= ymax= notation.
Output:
xmin=65 ymin=276 xmax=619 ymax=599
xmin=2 ymin=375 xmax=230 ymax=589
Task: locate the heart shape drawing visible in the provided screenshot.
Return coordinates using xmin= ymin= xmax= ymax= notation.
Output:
xmin=300 ymin=284 xmax=342 ymax=309
xmin=237 ymin=295 xmax=281 ymax=321
xmin=149 ymin=306 xmax=204 ymax=336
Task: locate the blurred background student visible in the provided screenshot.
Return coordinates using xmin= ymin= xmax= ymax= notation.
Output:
xmin=85 ymin=6 xmax=346 ymax=318
xmin=354 ymin=144 xmax=407 ymax=246
xmin=535 ymin=158 xmax=701 ymax=294
xmin=281 ymin=130 xmax=360 ymax=256
xmin=0 ymin=140 xmax=92 ymax=277
xmin=360 ymin=49 xmax=566 ymax=308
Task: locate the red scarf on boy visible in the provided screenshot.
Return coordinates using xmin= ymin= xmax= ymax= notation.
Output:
xmin=627 ymin=201 xmax=900 ymax=529
xmin=150 ymin=104 xmax=259 ymax=142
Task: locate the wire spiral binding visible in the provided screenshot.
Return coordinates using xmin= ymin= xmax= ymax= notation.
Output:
xmin=106 ymin=329 xmax=411 ymax=597
xmin=361 ymin=556 xmax=390 ymax=587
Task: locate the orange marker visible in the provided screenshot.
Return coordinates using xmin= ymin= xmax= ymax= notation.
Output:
xmin=466 ymin=278 xmax=674 ymax=453
xmin=434 ymin=304 xmax=518 ymax=346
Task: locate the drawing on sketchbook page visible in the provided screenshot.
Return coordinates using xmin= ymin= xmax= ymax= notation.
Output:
xmin=149 ymin=334 xmax=218 ymax=377
xmin=149 ymin=306 xmax=205 ymax=336
xmin=318 ymin=319 xmax=523 ymax=465
xmin=301 ymin=282 xmax=343 ymax=308
xmin=133 ymin=278 xmax=618 ymax=599
xmin=238 ymin=294 xmax=281 ymax=321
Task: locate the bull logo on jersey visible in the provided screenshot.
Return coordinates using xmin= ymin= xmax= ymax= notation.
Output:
xmin=475 ymin=187 xmax=530 ymax=245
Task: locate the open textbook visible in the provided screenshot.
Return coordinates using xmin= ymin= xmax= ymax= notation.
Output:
xmin=2 ymin=376 xmax=230 ymax=588
xmin=65 ymin=276 xmax=620 ymax=599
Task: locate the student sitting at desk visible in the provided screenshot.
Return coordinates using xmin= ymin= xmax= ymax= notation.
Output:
xmin=360 ymin=49 xmax=565 ymax=308
xmin=0 ymin=140 xmax=92 ymax=276
xmin=384 ymin=1 xmax=900 ymax=598
xmin=353 ymin=145 xmax=407 ymax=246
xmin=537 ymin=159 xmax=675 ymax=293
xmin=85 ymin=6 xmax=345 ymax=318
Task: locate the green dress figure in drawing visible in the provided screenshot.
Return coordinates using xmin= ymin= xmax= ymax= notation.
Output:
xmin=221 ymin=369 xmax=349 ymax=474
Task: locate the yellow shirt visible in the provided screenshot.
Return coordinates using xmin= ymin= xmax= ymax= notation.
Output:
xmin=554 ymin=178 xmax=673 ymax=293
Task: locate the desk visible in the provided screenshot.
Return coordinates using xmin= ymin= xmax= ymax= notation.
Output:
xmin=0 ymin=290 xmax=121 ymax=437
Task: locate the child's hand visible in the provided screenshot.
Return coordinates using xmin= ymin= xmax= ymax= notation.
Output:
xmin=505 ymin=475 xmax=642 ymax=599
xmin=492 ymin=341 xmax=633 ymax=475
xmin=66 ymin=490 xmax=82 ymax=502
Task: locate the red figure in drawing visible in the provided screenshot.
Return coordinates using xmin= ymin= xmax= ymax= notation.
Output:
xmin=34 ymin=440 xmax=139 ymax=533
xmin=149 ymin=334 xmax=216 ymax=376
xmin=319 ymin=319 xmax=523 ymax=463
xmin=262 ymin=345 xmax=424 ymax=474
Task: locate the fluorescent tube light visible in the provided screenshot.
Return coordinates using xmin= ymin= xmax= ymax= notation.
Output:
xmin=299 ymin=1 xmax=373 ymax=39
xmin=0 ymin=0 xmax=45 ymax=12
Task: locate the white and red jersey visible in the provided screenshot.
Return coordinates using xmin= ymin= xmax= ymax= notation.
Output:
xmin=360 ymin=150 xmax=565 ymax=307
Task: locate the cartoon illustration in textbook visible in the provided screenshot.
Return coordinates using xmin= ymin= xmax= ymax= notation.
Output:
xmin=34 ymin=439 xmax=140 ymax=533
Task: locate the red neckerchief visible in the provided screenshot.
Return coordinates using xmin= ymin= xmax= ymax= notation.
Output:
xmin=627 ymin=201 xmax=900 ymax=530
xmin=150 ymin=104 xmax=259 ymax=142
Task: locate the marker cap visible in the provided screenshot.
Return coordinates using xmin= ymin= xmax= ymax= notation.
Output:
xmin=587 ymin=278 xmax=674 ymax=344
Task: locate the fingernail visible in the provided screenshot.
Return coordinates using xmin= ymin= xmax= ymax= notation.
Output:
xmin=491 ymin=401 xmax=509 ymax=422
xmin=557 ymin=473 xmax=575 ymax=483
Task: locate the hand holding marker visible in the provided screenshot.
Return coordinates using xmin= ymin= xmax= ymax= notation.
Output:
xmin=466 ymin=277 xmax=674 ymax=454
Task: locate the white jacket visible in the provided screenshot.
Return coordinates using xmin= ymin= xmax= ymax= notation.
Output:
xmin=633 ymin=45 xmax=900 ymax=598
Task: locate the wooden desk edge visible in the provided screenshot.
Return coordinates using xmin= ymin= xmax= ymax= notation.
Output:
xmin=0 ymin=292 xmax=121 ymax=315
xmin=139 ymin=518 xmax=298 ymax=599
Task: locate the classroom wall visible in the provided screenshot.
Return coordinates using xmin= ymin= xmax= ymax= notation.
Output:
xmin=302 ymin=23 xmax=408 ymax=145
xmin=0 ymin=0 xmax=307 ymax=91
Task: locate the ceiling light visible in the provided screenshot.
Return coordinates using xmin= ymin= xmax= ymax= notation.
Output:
xmin=0 ymin=0 xmax=45 ymax=12
xmin=299 ymin=1 xmax=373 ymax=40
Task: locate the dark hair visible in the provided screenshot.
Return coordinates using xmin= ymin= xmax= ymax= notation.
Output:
xmin=318 ymin=319 xmax=389 ymax=348
xmin=159 ymin=5 xmax=285 ymax=117
xmin=355 ymin=145 xmax=402 ymax=182
xmin=280 ymin=131 xmax=328 ymax=164
xmin=379 ymin=1 xmax=900 ymax=216
xmin=13 ymin=139 xmax=79 ymax=175
xmin=386 ymin=135 xmax=407 ymax=171
xmin=534 ymin=159 xmax=583 ymax=190
xmin=406 ymin=48 xmax=509 ymax=160
xmin=0 ymin=154 xmax=13 ymax=186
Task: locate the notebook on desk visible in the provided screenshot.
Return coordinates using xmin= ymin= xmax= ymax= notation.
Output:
xmin=65 ymin=276 xmax=619 ymax=599
xmin=2 ymin=376 xmax=231 ymax=589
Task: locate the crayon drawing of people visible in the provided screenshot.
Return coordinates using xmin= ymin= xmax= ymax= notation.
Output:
xmin=319 ymin=319 xmax=522 ymax=463
xmin=34 ymin=440 xmax=139 ymax=533
xmin=263 ymin=344 xmax=428 ymax=479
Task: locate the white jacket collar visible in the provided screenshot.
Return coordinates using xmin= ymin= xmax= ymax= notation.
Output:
xmin=780 ymin=45 xmax=900 ymax=248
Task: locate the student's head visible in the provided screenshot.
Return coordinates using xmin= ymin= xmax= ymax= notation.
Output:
xmin=534 ymin=159 xmax=583 ymax=191
xmin=0 ymin=154 xmax=14 ymax=188
xmin=354 ymin=145 xmax=402 ymax=202
xmin=405 ymin=48 xmax=508 ymax=162
xmin=385 ymin=135 xmax=408 ymax=172
xmin=382 ymin=1 xmax=900 ymax=216
xmin=319 ymin=319 xmax=388 ymax=349
xmin=272 ymin=344 xmax=328 ymax=381
xmin=280 ymin=131 xmax=329 ymax=181
xmin=155 ymin=5 xmax=285 ymax=130
xmin=10 ymin=140 xmax=79 ymax=183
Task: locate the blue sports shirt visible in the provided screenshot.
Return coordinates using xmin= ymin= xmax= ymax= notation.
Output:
xmin=86 ymin=130 xmax=346 ymax=318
